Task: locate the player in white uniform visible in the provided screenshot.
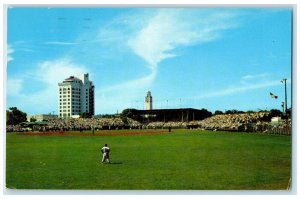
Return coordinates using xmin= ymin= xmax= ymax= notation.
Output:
xmin=101 ymin=144 xmax=110 ymax=163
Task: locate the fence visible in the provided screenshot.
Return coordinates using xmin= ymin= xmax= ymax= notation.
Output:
xmin=233 ymin=122 xmax=292 ymax=135
xmin=260 ymin=123 xmax=291 ymax=135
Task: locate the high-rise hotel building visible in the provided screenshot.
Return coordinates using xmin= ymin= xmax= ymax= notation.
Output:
xmin=58 ymin=73 xmax=94 ymax=118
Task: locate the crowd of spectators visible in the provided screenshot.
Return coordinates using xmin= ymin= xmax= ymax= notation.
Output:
xmin=6 ymin=111 xmax=292 ymax=134
xmin=6 ymin=124 xmax=24 ymax=132
xmin=6 ymin=117 xmax=139 ymax=132
xmin=46 ymin=118 xmax=112 ymax=131
xmin=144 ymin=121 xmax=188 ymax=129
xmin=194 ymin=111 xmax=271 ymax=131
xmin=45 ymin=117 xmax=138 ymax=131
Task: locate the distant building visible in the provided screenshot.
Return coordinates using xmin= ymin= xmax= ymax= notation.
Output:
xmin=271 ymin=117 xmax=282 ymax=123
xmin=144 ymin=91 xmax=153 ymax=110
xmin=27 ymin=114 xmax=58 ymax=122
xmin=58 ymin=73 xmax=95 ymax=118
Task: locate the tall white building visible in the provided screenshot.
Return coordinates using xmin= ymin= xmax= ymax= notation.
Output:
xmin=144 ymin=91 xmax=153 ymax=110
xmin=58 ymin=73 xmax=94 ymax=118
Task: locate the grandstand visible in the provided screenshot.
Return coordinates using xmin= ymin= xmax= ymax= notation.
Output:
xmin=122 ymin=108 xmax=212 ymax=123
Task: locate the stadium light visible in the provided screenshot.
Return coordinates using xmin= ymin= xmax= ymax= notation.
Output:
xmin=280 ymin=78 xmax=287 ymax=115
xmin=180 ymin=98 xmax=182 ymax=109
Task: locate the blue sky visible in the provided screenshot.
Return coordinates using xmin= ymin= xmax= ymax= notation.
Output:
xmin=6 ymin=7 xmax=292 ymax=115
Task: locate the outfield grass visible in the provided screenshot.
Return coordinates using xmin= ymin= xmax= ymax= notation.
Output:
xmin=6 ymin=130 xmax=291 ymax=190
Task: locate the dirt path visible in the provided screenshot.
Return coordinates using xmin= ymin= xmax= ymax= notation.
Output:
xmin=18 ymin=130 xmax=168 ymax=136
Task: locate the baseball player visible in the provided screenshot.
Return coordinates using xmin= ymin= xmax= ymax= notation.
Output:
xmin=101 ymin=144 xmax=110 ymax=163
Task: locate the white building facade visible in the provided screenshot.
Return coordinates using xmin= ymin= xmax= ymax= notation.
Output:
xmin=58 ymin=73 xmax=95 ymax=118
xmin=27 ymin=114 xmax=58 ymax=122
xmin=144 ymin=91 xmax=153 ymax=110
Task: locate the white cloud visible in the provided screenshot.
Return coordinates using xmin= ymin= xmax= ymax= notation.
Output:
xmin=241 ymin=73 xmax=268 ymax=81
xmin=100 ymin=69 xmax=157 ymax=93
xmin=127 ymin=9 xmax=238 ymax=69
xmin=33 ymin=58 xmax=87 ymax=86
xmin=7 ymin=45 xmax=14 ymax=62
xmin=240 ymin=73 xmax=272 ymax=85
xmin=6 ymin=78 xmax=23 ymax=96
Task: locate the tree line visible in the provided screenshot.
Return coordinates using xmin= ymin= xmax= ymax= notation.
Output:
xmin=6 ymin=107 xmax=27 ymax=125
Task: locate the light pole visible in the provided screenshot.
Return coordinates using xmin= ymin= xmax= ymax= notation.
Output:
xmin=179 ymin=98 xmax=182 ymax=109
xmin=280 ymin=78 xmax=287 ymax=115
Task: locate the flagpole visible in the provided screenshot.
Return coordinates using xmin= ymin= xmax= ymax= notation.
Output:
xmin=281 ymin=78 xmax=287 ymax=115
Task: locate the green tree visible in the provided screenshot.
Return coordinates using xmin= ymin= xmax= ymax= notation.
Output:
xmin=214 ymin=110 xmax=223 ymax=115
xmin=121 ymin=109 xmax=141 ymax=121
xmin=269 ymin=109 xmax=282 ymax=117
xmin=225 ymin=109 xmax=245 ymax=114
xmin=199 ymin=108 xmax=212 ymax=119
xmin=80 ymin=112 xmax=92 ymax=118
xmin=30 ymin=117 xmax=37 ymax=122
xmin=6 ymin=107 xmax=27 ymax=125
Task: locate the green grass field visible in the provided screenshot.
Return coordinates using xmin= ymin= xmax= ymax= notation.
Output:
xmin=6 ymin=130 xmax=291 ymax=190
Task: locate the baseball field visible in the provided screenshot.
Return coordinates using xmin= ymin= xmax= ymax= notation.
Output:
xmin=5 ymin=129 xmax=291 ymax=190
